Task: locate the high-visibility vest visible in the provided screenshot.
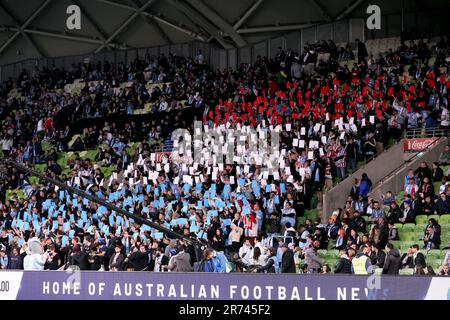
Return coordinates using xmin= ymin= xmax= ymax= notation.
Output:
xmin=352 ymin=255 xmax=369 ymax=275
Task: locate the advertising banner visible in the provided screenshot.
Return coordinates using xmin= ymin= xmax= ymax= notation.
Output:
xmin=403 ymin=138 xmax=439 ymax=152
xmin=0 ymin=271 xmax=449 ymax=300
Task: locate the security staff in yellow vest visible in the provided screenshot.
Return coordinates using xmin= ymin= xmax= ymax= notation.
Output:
xmin=351 ymin=245 xmax=373 ymax=275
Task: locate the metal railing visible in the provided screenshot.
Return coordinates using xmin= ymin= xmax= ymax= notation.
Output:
xmin=404 ymin=128 xmax=448 ymax=139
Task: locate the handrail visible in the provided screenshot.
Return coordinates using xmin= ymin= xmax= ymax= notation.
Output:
xmin=404 ymin=128 xmax=448 ymax=139
xmin=370 ymin=136 xmax=446 ymax=190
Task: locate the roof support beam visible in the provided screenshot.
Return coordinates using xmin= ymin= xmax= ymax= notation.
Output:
xmin=72 ymin=0 xmax=111 ymax=49
xmin=233 ymin=0 xmax=264 ymax=30
xmin=0 ymin=0 xmax=52 ymax=55
xmin=335 ymin=0 xmax=365 ymax=21
xmin=185 ymin=0 xmax=247 ymax=47
xmin=0 ymin=1 xmax=46 ymax=57
xmin=126 ymin=0 xmax=172 ymax=44
xmin=237 ymin=23 xmax=318 ymax=34
xmin=306 ymin=0 xmax=332 ymax=22
xmin=168 ymin=0 xmax=233 ymax=49
xmin=94 ymin=0 xmax=205 ymax=41
xmin=94 ymin=0 xmax=156 ymax=53
xmin=0 ymin=27 xmax=129 ymax=49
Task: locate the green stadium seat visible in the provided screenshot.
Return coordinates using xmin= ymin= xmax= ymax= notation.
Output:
xmin=426 ymin=249 xmax=441 ymax=261
xmin=399 ymin=268 xmax=414 ymax=275
xmin=297 ymin=217 xmax=306 ymax=226
xmin=415 ymin=224 xmax=427 ymax=234
xmin=441 ymin=250 xmax=449 ymax=261
xmin=415 ymin=215 xmax=428 ymax=224
xmin=389 ymin=240 xmax=402 ymax=249
xmin=317 ymin=249 xmax=328 ymax=258
xmin=427 ymin=215 xmax=440 ymax=222
xmin=439 ymin=215 xmax=450 ymax=224
xmin=326 ymin=250 xmax=340 ymax=259
xmin=394 ymin=223 xmax=403 ymax=230
xmin=399 ymin=241 xmax=415 ymax=251
xmin=400 ymin=233 xmax=417 ymax=241
xmin=373 ymin=268 xmax=383 ymax=275
xmin=430 ymin=259 xmax=443 ymax=270
xmin=402 ymin=223 xmax=416 ymax=232
xmin=327 ymin=240 xmax=337 ymax=250
xmin=362 ymin=216 xmax=370 ymax=222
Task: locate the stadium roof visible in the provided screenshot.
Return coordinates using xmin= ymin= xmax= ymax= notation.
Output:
xmin=0 ymin=0 xmax=449 ymax=65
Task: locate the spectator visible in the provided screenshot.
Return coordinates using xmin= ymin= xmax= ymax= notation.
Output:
xmin=423 ymin=226 xmax=441 ymax=250
xmin=438 ymin=145 xmax=450 ymax=165
xmin=7 ymin=246 xmax=23 ymax=270
xmin=439 ymin=264 xmax=449 ymax=276
xmin=382 ymin=243 xmax=401 ymax=275
xmin=45 ymin=244 xmax=61 ymax=270
xmin=255 ymin=247 xmax=279 ymax=273
xmin=398 ymin=200 xmax=416 ymax=224
xmin=334 ymin=249 xmax=352 ymax=274
xmin=167 ymin=244 xmax=192 ymax=272
xmin=370 ymin=244 xmax=386 ymax=268
xmin=400 ymin=246 xmax=414 ymax=269
xmin=411 ymin=244 xmax=426 ymax=273
xmin=351 ymin=245 xmax=372 ymax=275
xmin=320 ymin=264 xmax=331 ymax=274
xmin=69 ymin=244 xmax=89 ymax=270
xmin=108 ymin=243 xmax=125 ymax=271
xmin=387 ymin=222 xmax=399 ymax=240
xmin=0 ymin=247 xmax=8 ymax=269
xmin=280 ymin=244 xmax=296 ymax=273
xmin=359 ymin=173 xmax=372 ymax=200
xmin=126 ymin=244 xmax=150 ymax=271
xmin=304 ymin=240 xmax=322 ymax=273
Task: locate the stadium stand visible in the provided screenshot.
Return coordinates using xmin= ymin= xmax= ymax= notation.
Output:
xmin=0 ymin=34 xmax=449 ymax=276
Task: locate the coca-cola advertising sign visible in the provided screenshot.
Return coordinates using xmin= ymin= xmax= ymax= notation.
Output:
xmin=403 ymin=138 xmax=438 ymax=152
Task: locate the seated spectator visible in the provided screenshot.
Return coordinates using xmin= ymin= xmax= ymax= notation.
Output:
xmin=411 ymin=244 xmax=427 ymax=273
xmin=423 ymin=226 xmax=441 ymax=250
xmin=434 ymin=193 xmax=450 ymax=215
xmin=432 ymin=162 xmax=444 ymax=183
xmin=400 ymin=246 xmax=414 ymax=269
xmin=438 ymin=145 xmax=450 ymax=165
xmin=370 ymin=201 xmax=384 ymax=223
xmin=398 ymin=199 xmax=415 ymax=224
xmin=405 ymin=178 xmax=419 ymax=197
xmin=385 ymin=201 xmax=401 ymax=224
xmin=439 ymin=264 xmax=449 ymax=276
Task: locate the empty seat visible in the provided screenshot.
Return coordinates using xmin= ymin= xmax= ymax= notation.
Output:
xmin=426 ymin=249 xmax=442 ymax=261
xmin=439 ymin=215 xmax=450 ymax=224
xmin=402 ymin=223 xmax=416 ymax=232
xmin=317 ymin=249 xmax=328 ymax=258
xmin=399 ymin=268 xmax=414 ymax=275
xmin=415 ymin=215 xmax=428 ymax=224
xmin=427 ymin=215 xmax=440 ymax=222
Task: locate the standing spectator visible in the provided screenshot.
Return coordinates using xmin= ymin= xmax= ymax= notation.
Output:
xmin=359 ymin=173 xmax=372 ymax=200
xmin=304 ymin=240 xmax=322 ymax=273
xmin=108 ymin=243 xmax=125 ymax=271
xmin=126 ymin=244 xmax=150 ymax=271
xmin=334 ymin=249 xmax=352 ymax=274
xmin=280 ymin=244 xmax=296 ymax=273
xmin=69 ymin=244 xmax=89 ymax=270
xmin=7 ymin=247 xmax=23 ymax=270
xmin=355 ymin=38 xmax=368 ymax=63
xmin=370 ymin=244 xmax=386 ymax=267
xmin=0 ymin=247 xmax=8 ymax=269
xmin=382 ymin=243 xmax=401 ymax=275
xmin=45 ymin=244 xmax=61 ymax=270
xmin=167 ymin=244 xmax=192 ymax=272
xmin=411 ymin=244 xmax=426 ymax=273
xmin=352 ymin=245 xmax=372 ymax=275
xmin=255 ymin=247 xmax=279 ymax=273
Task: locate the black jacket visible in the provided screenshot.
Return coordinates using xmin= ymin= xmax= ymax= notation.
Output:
xmin=70 ymin=251 xmax=89 ymax=270
xmin=413 ymin=252 xmax=426 ymax=268
xmin=334 ymin=256 xmax=352 ymax=274
xmin=127 ymin=251 xmax=150 ymax=271
xmin=281 ymin=249 xmax=296 ymax=273
xmin=382 ymin=249 xmax=401 ymax=275
xmin=370 ymin=250 xmax=386 ymax=268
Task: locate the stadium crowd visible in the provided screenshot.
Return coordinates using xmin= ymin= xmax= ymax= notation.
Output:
xmin=0 ymin=36 xmax=449 ymax=275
